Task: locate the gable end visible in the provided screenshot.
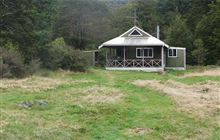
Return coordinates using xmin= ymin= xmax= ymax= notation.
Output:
xmin=128 ymin=29 xmax=143 ymax=37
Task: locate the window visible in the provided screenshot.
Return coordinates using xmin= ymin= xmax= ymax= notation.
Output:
xmin=168 ymin=49 xmax=177 ymax=57
xmin=136 ymin=48 xmax=153 ymax=58
xmin=136 ymin=48 xmax=142 ymax=57
xmin=129 ymin=29 xmax=143 ymax=36
xmin=116 ymin=48 xmax=123 ymax=57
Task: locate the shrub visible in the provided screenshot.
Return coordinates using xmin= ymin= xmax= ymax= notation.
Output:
xmin=0 ymin=48 xmax=40 ymax=78
xmin=26 ymin=59 xmax=41 ymax=75
xmin=96 ymin=50 xmax=106 ymax=67
xmin=41 ymin=38 xmax=69 ymax=70
xmin=62 ymin=50 xmax=89 ymax=72
xmin=41 ymin=38 xmax=89 ymax=72
xmin=0 ymin=48 xmax=27 ymax=78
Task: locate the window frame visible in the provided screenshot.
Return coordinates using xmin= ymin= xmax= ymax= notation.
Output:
xmin=168 ymin=49 xmax=177 ymax=58
xmin=136 ymin=48 xmax=154 ymax=58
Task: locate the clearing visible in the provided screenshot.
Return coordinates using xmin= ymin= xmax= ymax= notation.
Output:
xmin=0 ymin=68 xmax=220 ymax=140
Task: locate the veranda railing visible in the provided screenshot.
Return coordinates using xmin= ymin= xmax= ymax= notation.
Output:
xmin=106 ymin=59 xmax=162 ymax=67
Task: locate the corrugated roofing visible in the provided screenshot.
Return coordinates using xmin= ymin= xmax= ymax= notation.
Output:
xmin=98 ymin=26 xmax=169 ymax=49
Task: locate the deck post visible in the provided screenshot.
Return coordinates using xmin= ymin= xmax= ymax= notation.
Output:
xmin=184 ymin=48 xmax=186 ymax=70
xmin=93 ymin=51 xmax=95 ymax=66
xmin=161 ymin=46 xmax=164 ymax=70
xmin=110 ymin=48 xmax=111 ymax=58
xmin=106 ymin=49 xmax=108 ymax=67
xmin=123 ymin=46 xmax=126 ymax=67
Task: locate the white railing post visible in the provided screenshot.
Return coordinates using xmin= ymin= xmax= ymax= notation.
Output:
xmin=123 ymin=46 xmax=126 ymax=67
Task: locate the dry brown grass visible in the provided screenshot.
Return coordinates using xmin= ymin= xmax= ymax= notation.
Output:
xmin=79 ymin=86 xmax=123 ymax=105
xmin=1 ymin=109 xmax=28 ymax=119
xmin=30 ymin=118 xmax=83 ymax=138
xmin=164 ymin=128 xmax=211 ymax=140
xmin=133 ymin=80 xmax=220 ymax=118
xmin=180 ymin=68 xmax=220 ymax=78
xmin=190 ymin=128 xmax=212 ymax=140
xmin=82 ymin=94 xmax=122 ymax=105
xmin=0 ymin=76 xmax=93 ymax=92
xmin=0 ymin=120 xmax=9 ymax=133
xmin=126 ymin=127 xmax=152 ymax=136
xmin=0 ymin=109 xmax=29 ymax=134
xmin=61 ymin=86 xmax=123 ymax=105
xmin=216 ymin=116 xmax=220 ymax=127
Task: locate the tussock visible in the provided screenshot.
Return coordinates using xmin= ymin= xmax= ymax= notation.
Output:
xmin=190 ymin=128 xmax=211 ymax=140
xmin=64 ymin=86 xmax=124 ymax=105
xmin=81 ymin=86 xmax=123 ymax=104
xmin=0 ymin=76 xmax=93 ymax=92
xmin=82 ymin=94 xmax=122 ymax=104
xmin=216 ymin=116 xmax=220 ymax=127
xmin=0 ymin=120 xmax=9 ymax=133
xmin=0 ymin=76 xmax=63 ymax=92
xmin=55 ymin=120 xmax=82 ymax=131
xmin=1 ymin=109 xmax=28 ymax=119
xmin=126 ymin=127 xmax=152 ymax=136
xmin=133 ymin=80 xmax=220 ymax=117
xmin=180 ymin=68 xmax=220 ymax=78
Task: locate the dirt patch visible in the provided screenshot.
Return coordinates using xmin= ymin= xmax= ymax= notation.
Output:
xmin=0 ymin=76 xmax=93 ymax=92
xmin=180 ymin=68 xmax=220 ymax=78
xmin=133 ymin=80 xmax=220 ymax=118
xmin=80 ymin=86 xmax=123 ymax=104
xmin=126 ymin=127 xmax=153 ymax=136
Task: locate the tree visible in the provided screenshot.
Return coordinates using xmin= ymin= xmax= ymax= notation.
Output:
xmin=54 ymin=0 xmax=109 ymax=49
xmin=192 ymin=39 xmax=207 ymax=65
xmin=0 ymin=0 xmax=57 ymax=62
xmin=134 ymin=0 xmax=158 ymax=35
xmin=164 ymin=13 xmax=193 ymax=64
xmin=195 ymin=1 xmax=220 ymax=65
xmin=186 ymin=0 xmax=214 ymax=31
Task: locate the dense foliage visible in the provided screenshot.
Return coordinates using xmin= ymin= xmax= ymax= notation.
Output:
xmin=1 ymin=0 xmax=220 ymax=77
xmin=0 ymin=47 xmax=40 ymax=78
xmin=40 ymin=38 xmax=89 ymax=71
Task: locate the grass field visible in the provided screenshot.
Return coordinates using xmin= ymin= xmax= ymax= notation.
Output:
xmin=1 ymin=67 xmax=220 ymax=140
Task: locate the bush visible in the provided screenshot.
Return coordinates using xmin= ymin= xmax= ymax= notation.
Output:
xmin=41 ymin=38 xmax=69 ymax=70
xmin=41 ymin=38 xmax=89 ymax=72
xmin=0 ymin=48 xmax=40 ymax=78
xmin=26 ymin=59 xmax=41 ymax=75
xmin=96 ymin=50 xmax=106 ymax=67
xmin=0 ymin=48 xmax=27 ymax=78
xmin=62 ymin=50 xmax=89 ymax=72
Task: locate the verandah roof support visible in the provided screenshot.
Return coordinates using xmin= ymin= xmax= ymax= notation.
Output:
xmin=123 ymin=46 xmax=125 ymax=67
xmin=106 ymin=49 xmax=108 ymax=67
xmin=162 ymin=45 xmax=164 ymax=69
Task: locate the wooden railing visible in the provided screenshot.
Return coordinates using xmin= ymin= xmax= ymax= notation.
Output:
xmin=106 ymin=59 xmax=162 ymax=67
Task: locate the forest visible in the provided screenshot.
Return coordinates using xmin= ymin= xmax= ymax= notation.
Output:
xmin=1 ymin=0 xmax=220 ymax=77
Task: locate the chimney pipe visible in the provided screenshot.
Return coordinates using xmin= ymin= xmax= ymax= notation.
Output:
xmin=157 ymin=25 xmax=160 ymax=39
